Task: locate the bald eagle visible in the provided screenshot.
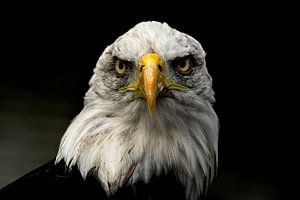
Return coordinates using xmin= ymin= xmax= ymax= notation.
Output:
xmin=0 ymin=21 xmax=219 ymax=200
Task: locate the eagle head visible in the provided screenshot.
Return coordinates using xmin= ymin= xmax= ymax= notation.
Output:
xmin=56 ymin=21 xmax=219 ymax=200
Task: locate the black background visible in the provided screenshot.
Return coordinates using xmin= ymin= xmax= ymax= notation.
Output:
xmin=0 ymin=2 xmax=291 ymax=199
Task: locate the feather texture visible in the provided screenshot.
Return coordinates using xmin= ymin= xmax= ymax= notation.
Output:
xmin=56 ymin=21 xmax=218 ymax=200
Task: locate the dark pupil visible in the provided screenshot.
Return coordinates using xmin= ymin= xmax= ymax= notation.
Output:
xmin=179 ymin=59 xmax=186 ymax=68
xmin=119 ymin=62 xmax=124 ymax=70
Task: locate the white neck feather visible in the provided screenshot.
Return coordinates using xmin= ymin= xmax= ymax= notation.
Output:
xmin=56 ymin=92 xmax=218 ymax=200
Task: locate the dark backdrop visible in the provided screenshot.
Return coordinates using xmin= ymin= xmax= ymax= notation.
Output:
xmin=0 ymin=3 xmax=289 ymax=200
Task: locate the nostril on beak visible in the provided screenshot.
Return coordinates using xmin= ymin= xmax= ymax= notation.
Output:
xmin=158 ymin=65 xmax=163 ymax=72
xmin=140 ymin=65 xmax=145 ymax=73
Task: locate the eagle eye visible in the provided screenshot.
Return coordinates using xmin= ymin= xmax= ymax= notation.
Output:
xmin=114 ymin=59 xmax=127 ymax=76
xmin=175 ymin=57 xmax=192 ymax=74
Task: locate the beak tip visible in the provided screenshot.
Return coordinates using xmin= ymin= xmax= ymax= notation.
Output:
xmin=149 ymin=112 xmax=154 ymax=117
xmin=147 ymin=104 xmax=155 ymax=117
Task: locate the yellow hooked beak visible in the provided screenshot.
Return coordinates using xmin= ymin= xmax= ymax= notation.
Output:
xmin=137 ymin=53 xmax=166 ymax=115
xmin=119 ymin=53 xmax=188 ymax=116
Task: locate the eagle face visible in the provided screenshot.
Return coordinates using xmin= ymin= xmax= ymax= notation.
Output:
xmin=93 ymin=22 xmax=214 ymax=109
xmin=56 ymin=21 xmax=219 ymax=200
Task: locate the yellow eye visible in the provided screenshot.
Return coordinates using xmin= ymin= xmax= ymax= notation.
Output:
xmin=177 ymin=57 xmax=192 ymax=74
xmin=115 ymin=59 xmax=127 ymax=75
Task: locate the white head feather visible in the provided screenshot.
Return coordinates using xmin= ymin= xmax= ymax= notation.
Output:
xmin=56 ymin=21 xmax=219 ymax=200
